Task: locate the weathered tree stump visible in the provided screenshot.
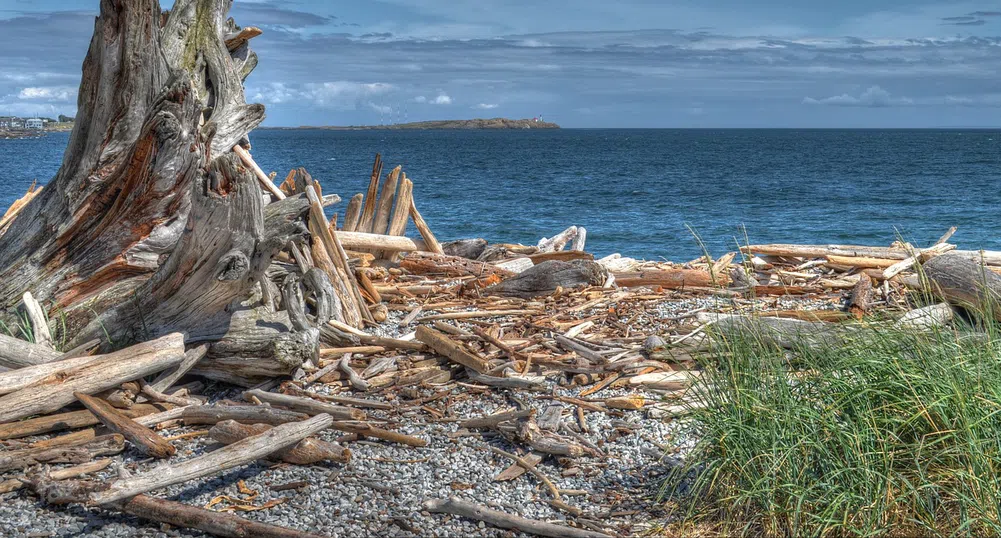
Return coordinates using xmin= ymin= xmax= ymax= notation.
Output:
xmin=0 ymin=0 xmax=317 ymax=365
xmin=923 ymin=252 xmax=1001 ymax=320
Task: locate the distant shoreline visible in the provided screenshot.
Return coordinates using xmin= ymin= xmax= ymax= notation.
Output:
xmin=261 ymin=118 xmax=560 ymax=131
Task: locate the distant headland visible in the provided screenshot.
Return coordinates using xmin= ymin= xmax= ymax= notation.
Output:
xmin=265 ymin=118 xmax=560 ymax=131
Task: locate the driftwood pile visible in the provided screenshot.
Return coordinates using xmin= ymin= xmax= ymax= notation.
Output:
xmin=0 ymin=0 xmax=997 ymax=537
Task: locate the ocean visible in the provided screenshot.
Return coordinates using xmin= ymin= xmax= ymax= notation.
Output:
xmin=2 ymin=129 xmax=998 ymax=261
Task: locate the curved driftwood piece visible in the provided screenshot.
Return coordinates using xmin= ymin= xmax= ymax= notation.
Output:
xmin=0 ymin=333 xmax=185 ymax=424
xmin=697 ymin=312 xmax=852 ymax=349
xmin=923 ymin=252 xmax=1001 ymax=319
xmin=208 ymin=420 xmax=350 ymax=464
xmin=485 ymin=260 xmax=608 ymax=298
xmin=423 ymin=497 xmax=612 ymax=538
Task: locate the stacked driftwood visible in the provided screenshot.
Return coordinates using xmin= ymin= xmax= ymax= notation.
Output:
xmin=2 ymin=1 xmax=999 ymax=536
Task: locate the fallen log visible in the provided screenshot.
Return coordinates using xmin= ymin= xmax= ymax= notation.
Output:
xmin=485 ymin=260 xmax=608 ymax=298
xmin=895 ymin=303 xmax=954 ymax=331
xmin=0 ymin=458 xmax=112 ymax=495
xmin=182 ymin=405 xmax=310 ymax=426
xmin=614 ymin=269 xmax=724 ymax=289
xmin=0 ymin=333 xmax=62 ymax=368
xmin=116 ymin=495 xmax=327 ymax=538
xmin=923 ymin=252 xmax=1001 ymax=319
xmin=743 ymin=244 xmax=910 ymax=260
xmin=37 ymin=414 xmax=333 ymax=507
xmin=423 ymin=497 xmax=612 ymax=538
xmin=208 ymin=420 xmax=350 ymax=464
xmin=401 ymin=252 xmax=515 ymax=278
xmin=335 ymin=231 xmax=421 ymax=252
xmin=75 ymin=392 xmax=175 ymax=459
xmin=0 ymin=353 xmax=105 ymax=396
xmin=242 ymin=389 xmax=366 ymax=421
xmin=0 ymin=333 xmax=185 ymax=424
xmin=697 ymin=312 xmax=851 ymax=349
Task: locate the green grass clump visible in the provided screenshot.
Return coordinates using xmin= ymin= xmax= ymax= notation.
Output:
xmin=666 ymin=322 xmax=1001 ymax=537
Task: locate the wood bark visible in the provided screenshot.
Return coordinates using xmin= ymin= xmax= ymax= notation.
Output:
xmin=0 ymin=333 xmax=185 ymax=424
xmin=0 ymin=0 xmax=308 ymax=357
xmin=846 ymin=275 xmax=873 ymax=319
xmin=923 ymin=252 xmax=1001 ymax=319
xmin=416 ymin=326 xmax=490 ymax=373
xmin=485 ymin=261 xmax=608 ymax=298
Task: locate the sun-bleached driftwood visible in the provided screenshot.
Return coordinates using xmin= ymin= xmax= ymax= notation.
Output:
xmin=114 ymin=495 xmax=328 ymax=538
xmin=409 ymin=198 xmax=444 ymax=255
xmin=208 ymin=420 xmax=350 ymax=464
xmin=20 ymin=292 xmax=53 ymax=348
xmin=923 ymin=252 xmax=1001 ymax=319
xmin=233 ymin=145 xmax=286 ymax=201
xmin=743 ymin=244 xmax=912 ymax=260
xmin=342 ymin=193 xmax=364 ymax=232
xmin=894 ymin=303 xmax=954 ymax=331
xmin=467 ymin=369 xmax=546 ymax=390
xmin=0 ymin=353 xmax=105 ymax=396
xmin=0 ymin=434 xmax=124 ymax=473
xmin=0 ymin=403 xmax=170 ymax=440
xmin=697 ymin=312 xmax=851 ymax=349
xmin=242 ymin=389 xmax=366 ymax=421
xmin=75 ymin=392 xmax=175 ymax=459
xmin=485 ymin=260 xmax=608 ymax=298
xmin=329 ymin=421 xmax=427 ymax=447
xmin=357 ymin=154 xmax=383 ymax=233
xmin=380 ymin=174 xmax=413 ymax=259
xmin=0 ymin=458 xmax=112 ymax=495
xmin=148 ymin=345 xmax=208 ymax=393
xmin=460 ymin=409 xmax=535 ymax=429
xmin=416 ymin=326 xmax=490 ymax=373
xmin=537 ymin=227 xmax=579 ymax=253
xmin=0 ymin=333 xmax=185 ymax=424
xmin=0 ymin=333 xmax=62 ymax=368
xmin=442 ymin=238 xmax=488 ymax=260
xmin=371 ymin=166 xmax=402 ymax=236
xmin=423 ymin=497 xmax=612 ymax=538
xmin=182 ymin=405 xmax=309 ymax=426
xmin=335 ymin=231 xmax=422 ymax=252
xmin=37 ymin=415 xmax=333 ymax=507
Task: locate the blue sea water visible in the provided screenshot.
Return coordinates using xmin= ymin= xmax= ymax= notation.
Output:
xmin=1 ymin=129 xmax=999 ymax=261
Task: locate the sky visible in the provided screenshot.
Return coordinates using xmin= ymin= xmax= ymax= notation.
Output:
xmin=0 ymin=0 xmax=999 ymax=127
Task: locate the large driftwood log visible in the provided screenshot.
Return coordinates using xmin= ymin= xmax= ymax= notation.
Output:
xmin=484 ymin=261 xmax=608 ymax=298
xmin=0 ymin=0 xmax=305 ymax=355
xmin=208 ymin=420 xmax=350 ymax=464
xmin=182 ymin=405 xmax=309 ymax=426
xmin=0 ymin=353 xmax=104 ymax=396
xmin=401 ymin=252 xmax=515 ymax=279
xmin=614 ymin=269 xmax=725 ymax=289
xmin=923 ymin=252 xmax=1001 ymax=319
xmin=116 ymin=495 xmax=328 ymax=538
xmin=697 ymin=313 xmax=852 ymax=349
xmin=0 ymin=333 xmax=185 ymax=424
xmin=0 ymin=333 xmax=62 ymax=369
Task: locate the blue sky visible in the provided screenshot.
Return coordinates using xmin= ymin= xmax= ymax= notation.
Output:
xmin=0 ymin=0 xmax=999 ymax=127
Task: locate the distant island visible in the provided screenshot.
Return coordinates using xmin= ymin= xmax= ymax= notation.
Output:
xmin=267 ymin=118 xmax=560 ymax=131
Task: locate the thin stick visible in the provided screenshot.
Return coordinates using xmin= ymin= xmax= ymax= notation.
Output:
xmin=233 ymin=145 xmax=286 ymax=201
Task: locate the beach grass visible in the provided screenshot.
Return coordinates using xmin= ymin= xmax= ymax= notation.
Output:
xmin=664 ymin=313 xmax=1001 ymax=537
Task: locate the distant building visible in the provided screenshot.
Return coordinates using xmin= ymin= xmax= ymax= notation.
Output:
xmin=0 ymin=117 xmax=24 ymax=129
xmin=25 ymin=118 xmax=44 ymax=129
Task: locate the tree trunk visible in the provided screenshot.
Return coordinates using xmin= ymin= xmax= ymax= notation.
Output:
xmin=0 ymin=0 xmax=306 ymax=353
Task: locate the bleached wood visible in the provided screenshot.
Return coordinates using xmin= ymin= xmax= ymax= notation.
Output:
xmin=409 ymin=197 xmax=443 ymax=254
xmin=357 ymin=154 xmax=383 ymax=233
xmin=0 ymin=333 xmax=185 ymax=424
xmin=118 ymin=495 xmax=327 ymax=538
xmin=0 ymin=333 xmax=62 ymax=368
xmin=21 ymin=292 xmax=52 ymax=348
xmin=0 ymin=353 xmax=104 ymax=396
xmin=423 ymin=497 xmax=612 ymax=538
xmin=371 ymin=166 xmax=401 ymax=236
xmin=87 ymin=414 xmax=333 ymax=505
xmin=343 ymin=193 xmax=364 ymax=232
xmin=234 ymin=145 xmax=286 ymax=201
xmin=416 ymin=326 xmax=490 ymax=373
xmin=208 ymin=420 xmax=350 ymax=464
xmin=242 ymin=389 xmax=366 ymax=421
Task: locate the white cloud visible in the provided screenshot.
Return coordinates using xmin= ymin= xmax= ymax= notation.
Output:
xmin=803 ymin=85 xmax=913 ymax=107
xmin=17 ymin=86 xmax=76 ymax=101
xmin=414 ymin=95 xmax=427 ymax=103
xmin=431 ymin=93 xmax=452 ymax=105
xmin=249 ymin=81 xmax=395 ymax=109
xmin=474 ymin=103 xmax=498 ymax=109
xmin=367 ymin=102 xmax=392 ymax=114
